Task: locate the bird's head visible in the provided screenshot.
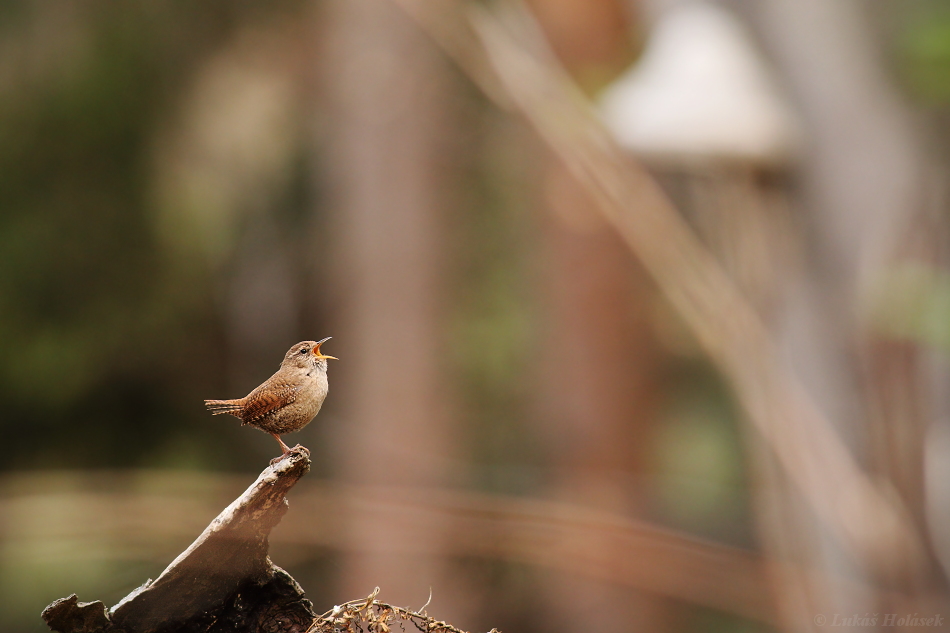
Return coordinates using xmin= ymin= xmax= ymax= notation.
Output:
xmin=282 ymin=338 xmax=338 ymax=370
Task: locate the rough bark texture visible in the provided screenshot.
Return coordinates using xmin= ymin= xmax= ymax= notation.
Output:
xmin=42 ymin=446 xmax=314 ymax=633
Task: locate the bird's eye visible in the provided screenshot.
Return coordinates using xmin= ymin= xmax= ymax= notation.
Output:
xmin=300 ymin=348 xmax=309 ymax=355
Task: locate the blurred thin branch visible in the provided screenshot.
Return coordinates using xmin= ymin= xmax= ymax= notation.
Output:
xmin=3 ymin=471 xmax=771 ymax=623
xmin=386 ymin=0 xmax=925 ymax=577
xmin=8 ymin=472 xmax=937 ymax=627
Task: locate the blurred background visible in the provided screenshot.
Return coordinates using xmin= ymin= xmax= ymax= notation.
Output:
xmin=3 ymin=0 xmax=950 ymax=631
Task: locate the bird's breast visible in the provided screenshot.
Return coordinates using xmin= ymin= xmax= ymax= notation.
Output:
xmin=300 ymin=371 xmax=329 ymax=411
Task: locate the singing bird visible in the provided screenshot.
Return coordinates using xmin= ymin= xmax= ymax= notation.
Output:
xmin=205 ymin=338 xmax=337 ymax=456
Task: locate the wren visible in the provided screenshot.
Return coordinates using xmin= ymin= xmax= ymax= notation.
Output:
xmin=205 ymin=338 xmax=337 ymax=457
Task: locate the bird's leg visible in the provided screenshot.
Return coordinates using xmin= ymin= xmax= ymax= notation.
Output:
xmin=268 ymin=434 xmax=294 ymax=465
xmin=272 ymin=433 xmax=292 ymax=455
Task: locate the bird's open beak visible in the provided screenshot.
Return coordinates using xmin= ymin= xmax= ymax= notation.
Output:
xmin=313 ymin=337 xmax=338 ymax=360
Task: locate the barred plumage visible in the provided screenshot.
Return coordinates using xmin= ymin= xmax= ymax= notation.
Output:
xmin=204 ymin=338 xmax=336 ymax=458
xmin=204 ymin=399 xmax=243 ymax=415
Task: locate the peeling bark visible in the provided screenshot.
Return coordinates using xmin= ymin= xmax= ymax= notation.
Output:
xmin=42 ymin=446 xmax=314 ymax=633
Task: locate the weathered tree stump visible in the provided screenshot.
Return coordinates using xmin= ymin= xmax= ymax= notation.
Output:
xmin=43 ymin=446 xmax=315 ymax=633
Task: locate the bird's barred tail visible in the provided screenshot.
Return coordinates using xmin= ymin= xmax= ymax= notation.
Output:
xmin=204 ymin=399 xmax=243 ymax=415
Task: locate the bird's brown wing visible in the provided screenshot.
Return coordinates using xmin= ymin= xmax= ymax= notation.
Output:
xmin=240 ymin=381 xmax=300 ymax=425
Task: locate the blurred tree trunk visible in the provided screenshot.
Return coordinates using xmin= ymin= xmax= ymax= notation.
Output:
xmin=321 ymin=0 xmax=467 ymax=621
xmin=533 ymin=159 xmax=673 ymax=633
xmin=527 ymin=2 xmax=674 ymax=631
xmin=736 ymin=0 xmax=943 ymax=626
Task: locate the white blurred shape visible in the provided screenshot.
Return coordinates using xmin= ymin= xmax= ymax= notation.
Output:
xmin=599 ymin=1 xmax=798 ymax=166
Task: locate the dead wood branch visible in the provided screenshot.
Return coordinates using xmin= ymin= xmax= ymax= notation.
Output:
xmin=39 ymin=451 xmax=494 ymax=633
xmin=43 ymin=446 xmax=315 ymax=633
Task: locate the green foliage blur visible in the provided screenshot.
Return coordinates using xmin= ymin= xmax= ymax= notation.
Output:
xmin=0 ymin=1 xmax=306 ymax=472
xmin=900 ymin=4 xmax=950 ymax=105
